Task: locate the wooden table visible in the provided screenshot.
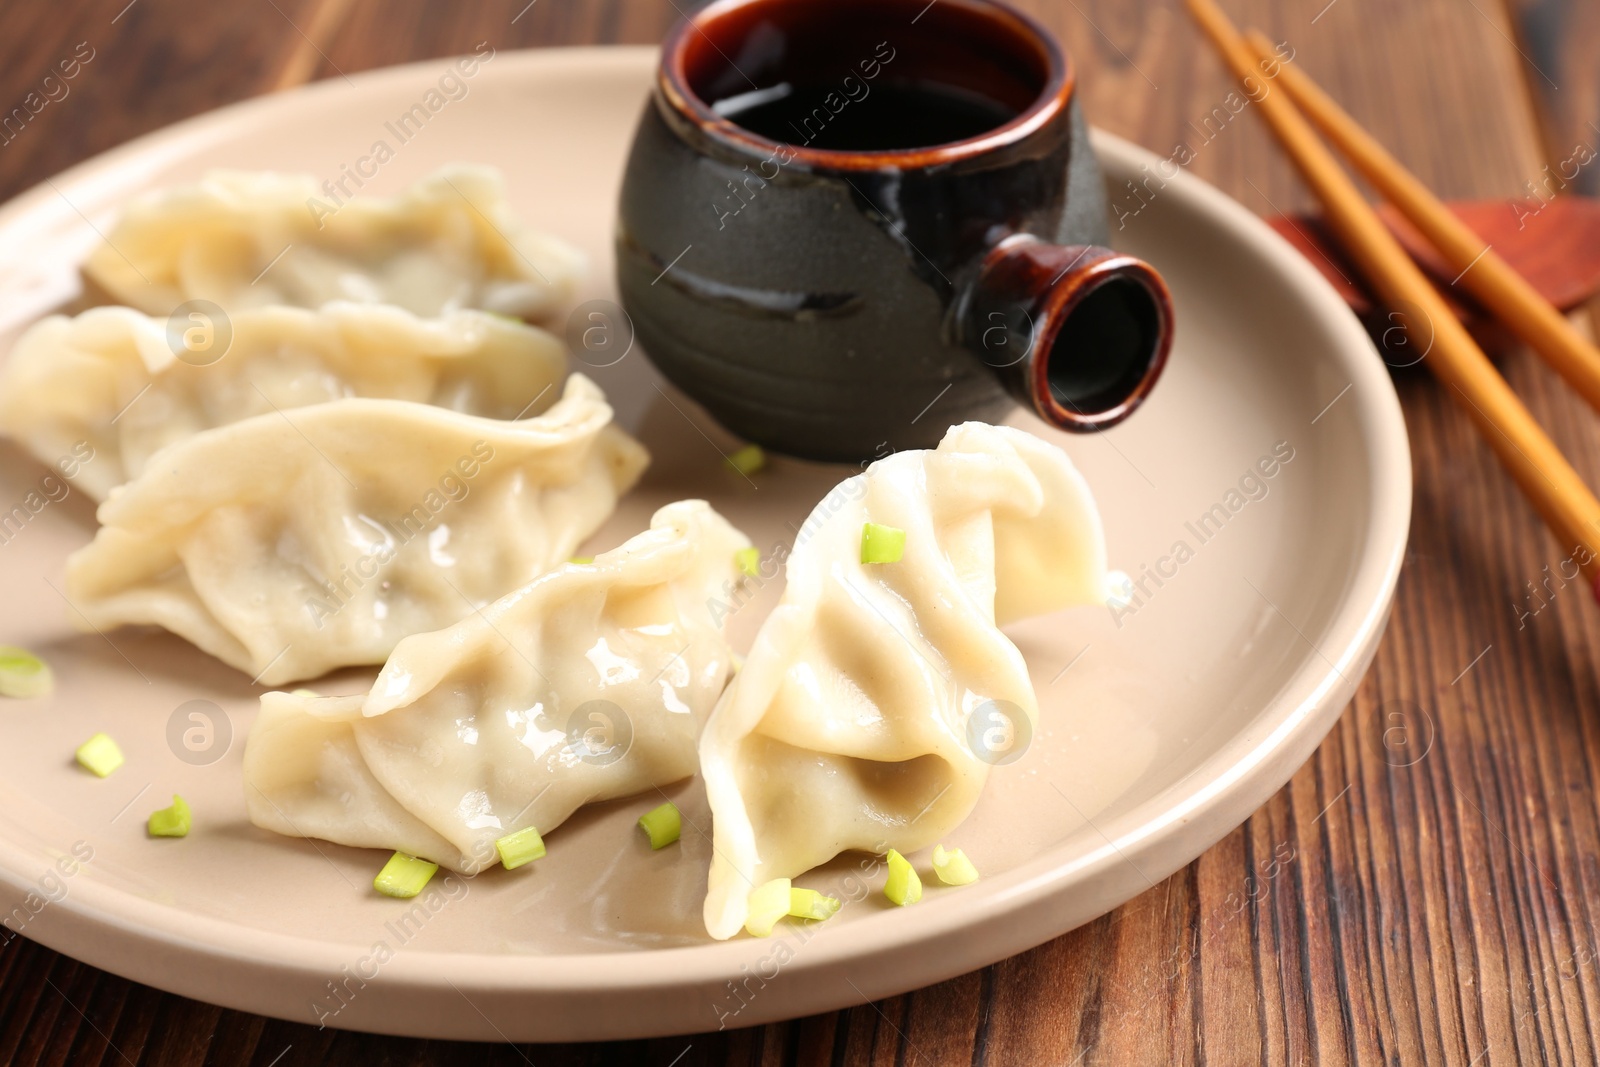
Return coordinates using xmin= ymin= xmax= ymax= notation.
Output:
xmin=2 ymin=1 xmax=1598 ymax=1063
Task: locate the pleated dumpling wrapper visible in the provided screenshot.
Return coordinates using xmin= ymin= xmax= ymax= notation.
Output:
xmin=0 ymin=303 xmax=566 ymax=502
xmin=65 ymin=375 xmax=648 ymax=686
xmin=83 ymin=165 xmax=582 ymax=321
xmin=244 ymin=500 xmax=752 ymax=874
xmin=699 ymin=423 xmax=1109 ymax=939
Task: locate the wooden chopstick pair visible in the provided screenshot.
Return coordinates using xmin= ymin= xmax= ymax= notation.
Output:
xmin=1184 ymin=0 xmax=1600 ymax=592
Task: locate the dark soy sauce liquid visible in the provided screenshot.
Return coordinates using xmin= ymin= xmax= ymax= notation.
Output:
xmin=716 ymin=80 xmax=1020 ymax=151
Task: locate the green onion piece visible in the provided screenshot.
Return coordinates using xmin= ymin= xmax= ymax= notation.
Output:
xmin=932 ymin=844 xmax=979 ymax=886
xmin=730 ymin=651 xmax=745 ymax=675
xmin=638 ymin=802 xmax=681 ymax=850
xmin=75 ymin=732 xmax=123 ymax=778
xmin=883 ymin=848 xmax=922 ymax=906
xmin=374 ymin=852 xmax=438 ymax=898
xmin=735 ymin=546 xmax=761 ymax=577
xmin=727 ymin=444 xmax=766 ymax=477
xmin=496 ymin=825 xmax=546 ymax=870
xmin=0 ymin=646 xmax=53 ymax=699
xmin=745 ymin=877 xmax=792 ymax=937
xmin=147 ymin=795 xmax=191 ymax=838
xmin=789 ymin=886 xmax=842 ymax=921
xmin=569 ymin=556 xmax=594 ymax=565
xmin=860 ymin=522 xmax=906 ymax=565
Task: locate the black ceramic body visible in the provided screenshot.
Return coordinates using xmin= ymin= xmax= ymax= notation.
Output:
xmin=616 ymin=0 xmax=1160 ymax=462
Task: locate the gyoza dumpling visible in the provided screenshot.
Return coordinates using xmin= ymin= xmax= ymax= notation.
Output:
xmin=700 ymin=423 xmax=1108 ymax=939
xmin=0 ymin=303 xmax=566 ymax=501
xmin=66 ymin=375 xmax=647 ymax=685
xmin=244 ymin=500 xmax=751 ymax=873
xmin=83 ymin=165 xmax=582 ymax=321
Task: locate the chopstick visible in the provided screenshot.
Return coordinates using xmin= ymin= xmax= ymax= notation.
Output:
xmin=1183 ymin=0 xmax=1600 ymax=589
xmin=1242 ymin=29 xmax=1600 ymax=418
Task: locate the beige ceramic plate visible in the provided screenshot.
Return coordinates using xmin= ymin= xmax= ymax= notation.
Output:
xmin=0 ymin=47 xmax=1409 ymax=1041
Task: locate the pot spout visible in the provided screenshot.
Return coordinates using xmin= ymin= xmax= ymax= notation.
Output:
xmin=964 ymin=235 xmax=1174 ymax=431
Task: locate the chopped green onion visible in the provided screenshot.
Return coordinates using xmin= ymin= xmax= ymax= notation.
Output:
xmin=496 ymin=825 xmax=546 ymax=870
xmin=745 ymin=877 xmax=791 ymax=937
xmin=374 ymin=852 xmax=437 ymax=898
xmin=735 ymin=546 xmax=761 ymax=577
xmin=932 ymin=844 xmax=979 ymax=886
xmin=730 ymin=651 xmax=745 ymax=675
xmin=0 ymin=647 xmax=52 ymax=699
xmin=147 ymin=795 xmax=191 ymax=838
xmin=638 ymin=801 xmax=681 ymax=849
xmin=860 ymin=522 xmax=905 ymax=564
xmin=727 ymin=444 xmax=766 ymax=477
xmin=569 ymin=556 xmax=594 ymax=565
xmin=883 ymin=848 xmax=921 ymax=906
xmin=75 ymin=732 xmax=123 ymax=778
xmin=789 ymin=886 xmax=842 ymax=921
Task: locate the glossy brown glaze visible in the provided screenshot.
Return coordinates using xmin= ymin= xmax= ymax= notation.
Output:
xmin=966 ymin=237 xmax=1174 ymax=430
xmin=6 ymin=3 xmax=1591 ymax=1062
xmin=658 ymin=0 xmax=1071 ymax=171
xmin=617 ymin=0 xmax=1174 ymax=458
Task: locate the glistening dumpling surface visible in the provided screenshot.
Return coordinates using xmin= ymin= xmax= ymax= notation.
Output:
xmin=699 ymin=423 xmax=1108 ymax=939
xmin=244 ymin=501 xmax=751 ymax=874
xmin=66 ymin=375 xmax=648 ymax=686
xmin=0 ymin=303 xmax=566 ymax=502
xmin=83 ymin=165 xmax=582 ymax=321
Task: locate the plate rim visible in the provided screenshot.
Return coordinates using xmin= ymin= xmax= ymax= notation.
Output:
xmin=0 ymin=44 xmax=1412 ymax=1040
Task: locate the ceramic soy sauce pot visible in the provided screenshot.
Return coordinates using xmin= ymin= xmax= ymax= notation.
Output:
xmin=616 ymin=0 xmax=1174 ymax=462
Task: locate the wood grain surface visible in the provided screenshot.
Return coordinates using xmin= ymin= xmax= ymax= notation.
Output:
xmin=2 ymin=0 xmax=1599 ymax=1063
